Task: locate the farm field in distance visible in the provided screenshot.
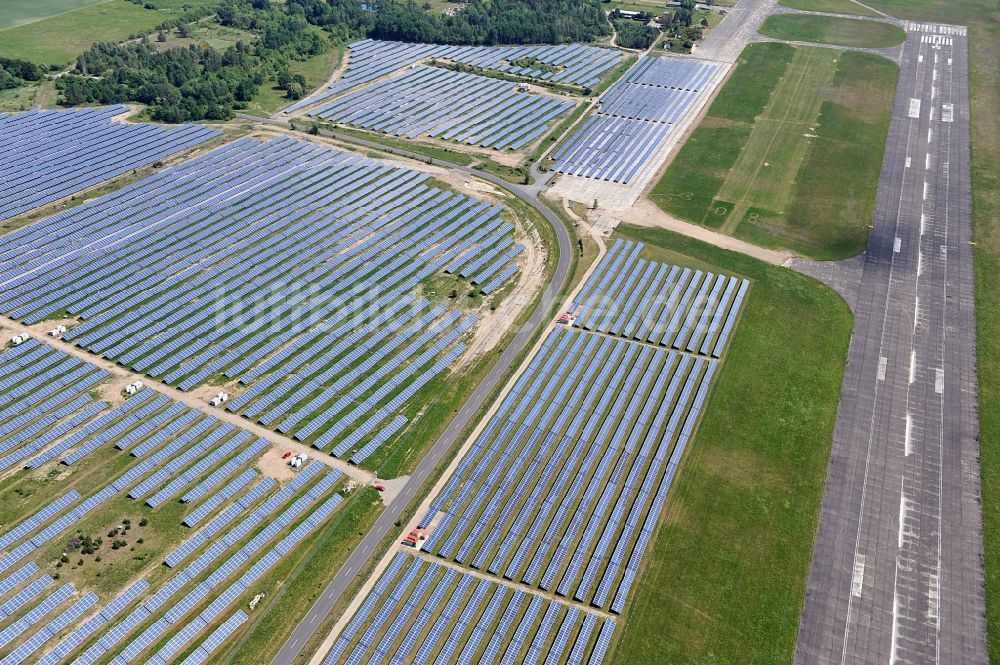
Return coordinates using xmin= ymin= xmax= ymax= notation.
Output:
xmin=759 ymin=13 xmax=906 ymax=48
xmin=651 ymin=41 xmax=898 ymax=259
xmin=0 ymin=0 xmax=218 ymax=66
xmin=0 ymin=0 xmax=108 ymax=30
xmin=777 ymin=0 xmax=881 ymax=17
xmin=608 ymin=224 xmax=851 ymax=664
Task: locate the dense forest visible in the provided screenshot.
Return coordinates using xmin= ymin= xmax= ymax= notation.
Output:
xmin=56 ymin=0 xmax=325 ymax=121
xmin=290 ymin=0 xmax=612 ymax=46
xmin=0 ymin=57 xmax=46 ymax=91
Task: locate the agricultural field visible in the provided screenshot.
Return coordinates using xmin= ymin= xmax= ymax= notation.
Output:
xmin=0 ymin=0 xmax=216 ymax=66
xmin=0 ymin=0 xmax=107 ymax=31
xmin=778 ymin=0 xmax=881 ymax=16
xmin=321 ymin=237 xmax=752 ymax=661
xmin=0 ymin=340 xmax=365 ymax=665
xmin=607 ymin=224 xmax=851 ymax=664
xmin=651 ymin=42 xmax=898 ymax=259
xmin=759 ymin=13 xmax=906 ymax=48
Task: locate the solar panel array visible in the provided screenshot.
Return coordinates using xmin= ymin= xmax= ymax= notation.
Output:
xmin=285 ymin=39 xmax=622 ymax=112
xmin=0 ymin=106 xmax=220 ymax=221
xmin=421 ymin=324 xmax=717 ymax=614
xmin=308 ymin=66 xmax=574 ymax=151
xmin=569 ymin=240 xmax=750 ymax=357
xmin=65 ymin=463 xmax=345 ymax=665
xmin=322 ymin=241 xmax=750 ymax=661
xmin=0 ymin=567 xmax=99 ymax=665
xmin=322 ymin=554 xmax=616 ymax=665
xmin=4 ymin=454 xmax=343 ymax=664
xmin=553 ymin=56 xmax=718 ymax=183
xmin=0 ymin=136 xmax=522 ymax=458
xmin=0 ymin=339 xmax=110 ymax=471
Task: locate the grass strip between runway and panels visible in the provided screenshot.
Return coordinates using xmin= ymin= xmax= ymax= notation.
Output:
xmin=607 ymin=223 xmax=851 ymax=664
xmin=759 ymin=13 xmax=906 ymax=48
xmin=651 ymin=42 xmax=898 ymax=260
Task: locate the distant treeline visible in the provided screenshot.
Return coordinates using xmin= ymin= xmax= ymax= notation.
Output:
xmin=56 ymin=0 xmax=325 ymax=121
xmin=290 ymin=0 xmax=612 ymax=45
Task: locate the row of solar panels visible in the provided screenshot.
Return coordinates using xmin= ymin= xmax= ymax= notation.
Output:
xmin=0 ymin=392 xmax=345 ymax=665
xmin=0 ymin=563 xmax=103 ymax=665
xmin=422 ymin=327 xmax=716 ymax=612
xmin=70 ymin=463 xmax=344 ymax=665
xmin=323 ymin=553 xmax=617 ymax=665
xmin=553 ymin=56 xmax=718 ymax=184
xmin=1 ymin=136 xmax=521 ymax=455
xmin=308 ymin=66 xmax=574 ymax=151
xmin=284 ymin=39 xmax=621 ymax=112
xmin=349 ymin=247 xmax=748 ymax=660
xmin=0 ymin=107 xmax=220 ymax=222
xmin=570 ymin=240 xmax=750 ymax=358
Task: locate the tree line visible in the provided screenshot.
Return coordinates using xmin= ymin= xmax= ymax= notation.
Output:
xmin=289 ymin=0 xmax=612 ymax=46
xmin=56 ymin=0 xmax=326 ymax=122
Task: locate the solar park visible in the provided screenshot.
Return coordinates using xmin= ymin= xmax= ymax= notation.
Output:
xmin=0 ymin=341 xmax=349 ymax=665
xmin=0 ymin=37 xmax=750 ymax=661
xmin=320 ymin=240 xmax=750 ymax=662
xmin=0 ymin=126 xmax=528 ymax=464
xmin=552 ymin=56 xmax=719 ymax=184
xmin=285 ymin=39 xmax=623 ymax=114
xmin=0 ymin=106 xmax=221 ymax=222
xmin=307 ymin=66 xmax=575 ymax=151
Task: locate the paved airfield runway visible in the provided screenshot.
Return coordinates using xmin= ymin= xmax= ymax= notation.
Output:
xmin=795 ymin=23 xmax=987 ymax=665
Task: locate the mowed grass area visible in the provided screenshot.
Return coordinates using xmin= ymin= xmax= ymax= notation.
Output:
xmin=651 ymin=42 xmax=898 ymax=259
xmin=0 ymin=0 xmax=107 ymax=30
xmin=855 ymin=1 xmax=1000 ymax=660
xmin=608 ymin=223 xmax=852 ymax=665
xmin=778 ymin=0 xmax=881 ymax=17
xmin=0 ymin=0 xmax=218 ymax=66
xmin=759 ymin=13 xmax=906 ymax=47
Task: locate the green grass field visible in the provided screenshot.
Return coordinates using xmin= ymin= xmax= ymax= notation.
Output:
xmin=0 ymin=0 xmax=108 ymax=30
xmin=608 ymin=223 xmax=852 ymax=665
xmin=759 ymin=13 xmax=906 ymax=47
xmin=651 ymin=42 xmax=897 ymax=259
xmin=0 ymin=0 xmax=218 ymax=66
xmin=778 ymin=0 xmax=881 ymax=17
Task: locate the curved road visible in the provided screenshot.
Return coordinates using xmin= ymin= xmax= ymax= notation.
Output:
xmin=237 ymin=114 xmax=575 ymax=665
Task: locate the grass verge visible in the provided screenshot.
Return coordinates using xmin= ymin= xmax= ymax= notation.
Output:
xmin=608 ymin=222 xmax=852 ymax=664
xmin=778 ymin=0 xmax=881 ymax=16
xmin=759 ymin=13 xmax=906 ymax=47
xmin=218 ymin=488 xmax=382 ymax=665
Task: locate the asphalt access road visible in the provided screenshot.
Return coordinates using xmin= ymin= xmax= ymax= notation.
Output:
xmin=241 ymin=115 xmax=576 ymax=665
xmin=795 ymin=24 xmax=987 ymax=665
